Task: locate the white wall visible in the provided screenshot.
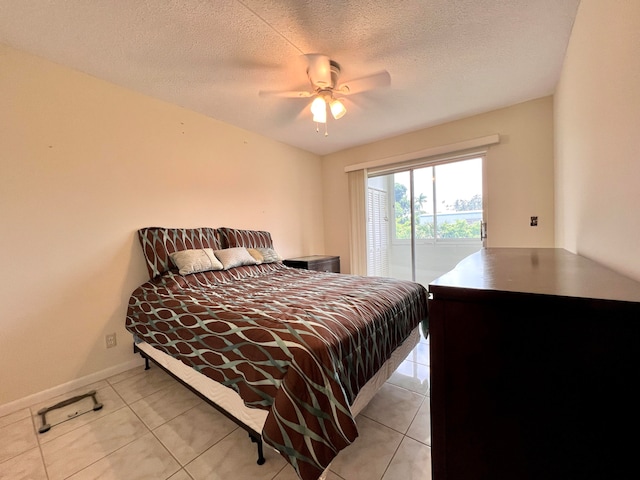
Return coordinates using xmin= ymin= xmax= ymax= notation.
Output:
xmin=554 ymin=0 xmax=640 ymax=281
xmin=323 ymin=97 xmax=556 ymax=273
xmin=0 ymin=44 xmax=324 ymax=406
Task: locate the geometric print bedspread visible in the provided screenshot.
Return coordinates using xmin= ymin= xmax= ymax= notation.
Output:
xmin=125 ymin=263 xmax=429 ymax=480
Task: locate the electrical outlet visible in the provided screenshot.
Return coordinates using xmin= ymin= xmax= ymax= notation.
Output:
xmin=105 ymin=333 xmax=117 ymax=349
xmin=530 ymin=216 xmax=538 ymax=227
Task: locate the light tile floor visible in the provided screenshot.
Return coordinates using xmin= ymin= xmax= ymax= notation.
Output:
xmin=0 ymin=334 xmax=430 ymax=480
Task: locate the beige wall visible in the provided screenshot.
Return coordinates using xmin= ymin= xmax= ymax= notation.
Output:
xmin=555 ymin=0 xmax=640 ymax=281
xmin=322 ymin=97 xmax=556 ymax=273
xmin=0 ymin=44 xmax=324 ymax=405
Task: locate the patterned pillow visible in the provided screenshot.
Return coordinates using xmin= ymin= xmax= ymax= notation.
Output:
xmin=137 ymin=227 xmax=221 ymax=279
xmin=217 ymin=227 xmax=274 ymax=249
xmin=247 ymin=248 xmax=264 ymax=265
xmin=256 ymin=247 xmax=282 ymax=263
xmin=169 ymin=248 xmax=224 ymax=275
xmin=214 ymin=247 xmax=259 ymax=270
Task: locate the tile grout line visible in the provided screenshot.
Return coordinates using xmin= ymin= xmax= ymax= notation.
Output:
xmin=28 ymin=409 xmax=51 ymax=480
xmin=358 ymin=381 xmax=429 ymax=442
xmin=268 ymin=462 xmax=290 ymax=480
xmin=377 ymin=434 xmax=409 ymax=480
xmin=179 ymin=425 xmax=242 ymax=478
xmin=146 ymin=399 xmax=209 ymax=476
xmin=111 ymin=368 xmax=188 ymax=479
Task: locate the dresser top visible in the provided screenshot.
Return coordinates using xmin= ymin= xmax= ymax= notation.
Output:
xmin=285 ymin=255 xmax=339 ymax=262
xmin=429 ymin=248 xmax=640 ymax=304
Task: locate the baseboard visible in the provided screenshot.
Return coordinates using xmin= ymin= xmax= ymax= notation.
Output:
xmin=0 ymin=357 xmax=144 ymax=418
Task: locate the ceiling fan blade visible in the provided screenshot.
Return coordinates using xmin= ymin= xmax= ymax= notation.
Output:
xmin=305 ymin=54 xmax=332 ymax=88
xmin=258 ymin=89 xmax=313 ymax=98
xmin=336 ymin=70 xmax=391 ymax=95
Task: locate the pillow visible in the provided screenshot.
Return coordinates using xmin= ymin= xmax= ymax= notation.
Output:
xmin=217 ymin=227 xmax=274 ymax=249
xmin=247 ymin=248 xmax=264 ymax=265
xmin=137 ymin=227 xmax=221 ymax=279
xmin=214 ymin=247 xmax=259 ymax=270
xmin=255 ymin=247 xmax=281 ymax=263
xmin=169 ymin=248 xmax=223 ymax=275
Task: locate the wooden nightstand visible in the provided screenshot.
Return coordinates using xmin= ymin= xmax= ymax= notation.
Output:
xmin=283 ymin=255 xmax=340 ymax=273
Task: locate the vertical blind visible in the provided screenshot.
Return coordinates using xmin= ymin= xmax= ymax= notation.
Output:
xmin=367 ymin=187 xmax=389 ymax=277
xmin=348 ymin=168 xmax=367 ymax=275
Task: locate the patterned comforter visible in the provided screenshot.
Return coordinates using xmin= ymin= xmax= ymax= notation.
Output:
xmin=125 ymin=262 xmax=428 ymax=480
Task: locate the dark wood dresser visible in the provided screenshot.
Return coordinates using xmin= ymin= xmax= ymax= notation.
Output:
xmin=428 ymin=248 xmax=640 ymax=480
xmin=283 ymin=255 xmax=340 ymax=273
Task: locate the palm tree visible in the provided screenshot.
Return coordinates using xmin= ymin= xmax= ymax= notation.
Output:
xmin=414 ymin=193 xmax=427 ymax=215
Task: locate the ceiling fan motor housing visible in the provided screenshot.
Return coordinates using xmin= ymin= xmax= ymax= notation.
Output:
xmin=328 ymin=60 xmax=341 ymax=89
xmin=307 ymin=56 xmax=341 ymax=89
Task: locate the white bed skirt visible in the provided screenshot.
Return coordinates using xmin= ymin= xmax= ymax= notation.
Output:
xmin=135 ymin=326 xmax=420 ymax=434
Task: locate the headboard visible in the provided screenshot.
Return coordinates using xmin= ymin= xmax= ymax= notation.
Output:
xmin=217 ymin=227 xmax=274 ymax=249
xmin=137 ymin=227 xmax=221 ymax=279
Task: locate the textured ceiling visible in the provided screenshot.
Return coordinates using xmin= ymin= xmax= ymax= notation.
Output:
xmin=0 ymin=0 xmax=580 ymax=155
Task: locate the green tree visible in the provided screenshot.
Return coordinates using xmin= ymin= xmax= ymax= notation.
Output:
xmin=438 ymin=219 xmax=481 ymax=239
xmin=394 ymin=183 xmax=407 ymax=203
xmin=414 ymin=193 xmax=427 ymax=214
xmin=416 ymin=222 xmax=434 ymax=239
xmin=394 ymin=184 xmax=431 ymax=239
xmin=394 ymin=183 xmax=410 ymax=239
xmin=394 ymin=184 xmax=480 ymax=240
xmin=453 ymin=194 xmax=482 ymax=211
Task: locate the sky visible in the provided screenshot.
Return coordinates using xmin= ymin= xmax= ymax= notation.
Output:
xmin=396 ymin=157 xmax=482 ymax=212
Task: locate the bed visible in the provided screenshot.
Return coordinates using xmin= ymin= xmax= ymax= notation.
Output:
xmin=125 ymin=227 xmax=429 ymax=480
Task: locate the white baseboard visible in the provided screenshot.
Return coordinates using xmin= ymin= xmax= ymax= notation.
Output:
xmin=0 ymin=357 xmax=145 ymax=418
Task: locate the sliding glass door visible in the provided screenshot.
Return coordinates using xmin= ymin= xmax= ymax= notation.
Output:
xmin=366 ymin=156 xmax=484 ymax=286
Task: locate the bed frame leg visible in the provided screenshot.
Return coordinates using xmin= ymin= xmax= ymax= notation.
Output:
xmin=250 ymin=433 xmax=266 ymax=465
xmin=133 ymin=343 xmax=151 ymax=370
xmin=135 ymin=342 xmax=265 ymax=466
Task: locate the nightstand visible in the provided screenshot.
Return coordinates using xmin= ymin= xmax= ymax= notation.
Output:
xmin=283 ymin=255 xmax=340 ymax=273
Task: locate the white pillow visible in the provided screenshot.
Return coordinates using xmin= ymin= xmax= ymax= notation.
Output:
xmin=169 ymin=248 xmax=223 ymax=275
xmin=256 ymin=247 xmax=282 ymax=263
xmin=214 ymin=247 xmax=259 ymax=270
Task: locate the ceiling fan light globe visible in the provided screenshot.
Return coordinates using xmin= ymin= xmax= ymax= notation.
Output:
xmin=310 ymin=96 xmax=325 ymax=114
xmin=330 ymin=99 xmax=347 ymax=119
xmin=311 ymin=97 xmax=327 ymax=123
xmin=312 ymin=110 xmax=327 ymax=123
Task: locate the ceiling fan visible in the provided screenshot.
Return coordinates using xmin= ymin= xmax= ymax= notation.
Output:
xmin=259 ymin=54 xmax=391 ymax=135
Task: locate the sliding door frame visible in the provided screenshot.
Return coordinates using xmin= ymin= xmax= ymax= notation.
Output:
xmin=367 ymin=152 xmax=486 ymax=282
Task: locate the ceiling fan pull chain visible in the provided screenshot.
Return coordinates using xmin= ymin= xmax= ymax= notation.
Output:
xmin=315 ymin=122 xmax=329 ymax=137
